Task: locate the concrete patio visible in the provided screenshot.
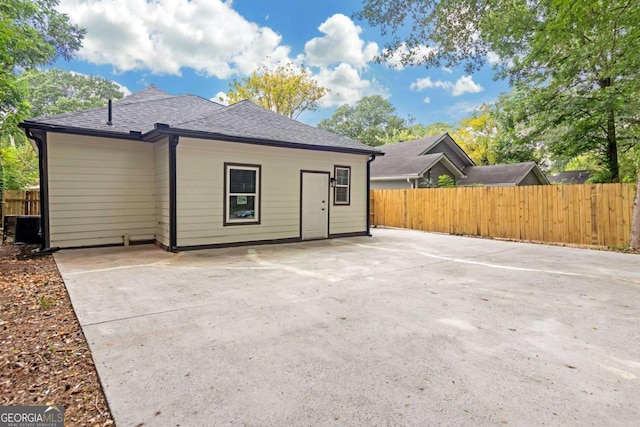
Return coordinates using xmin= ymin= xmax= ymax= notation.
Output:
xmin=54 ymin=228 xmax=640 ymax=426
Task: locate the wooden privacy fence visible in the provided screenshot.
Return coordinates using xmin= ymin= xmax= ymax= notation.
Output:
xmin=2 ymin=190 xmax=40 ymax=218
xmin=370 ymin=183 xmax=637 ymax=248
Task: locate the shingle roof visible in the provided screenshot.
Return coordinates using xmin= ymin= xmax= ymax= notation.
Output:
xmin=371 ymin=152 xmax=447 ymax=177
xmin=177 ymin=101 xmax=373 ymax=152
xmin=370 ymin=134 xmax=467 ymax=177
xmin=28 ymin=86 xmax=224 ymax=134
xmin=457 ymin=162 xmax=546 ymax=186
xmin=22 ymin=86 xmax=380 ymax=154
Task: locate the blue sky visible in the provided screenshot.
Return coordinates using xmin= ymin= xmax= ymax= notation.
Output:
xmin=53 ymin=0 xmax=510 ymax=126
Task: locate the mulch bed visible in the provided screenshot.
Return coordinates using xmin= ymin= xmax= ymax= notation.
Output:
xmin=0 ymin=243 xmax=114 ymax=426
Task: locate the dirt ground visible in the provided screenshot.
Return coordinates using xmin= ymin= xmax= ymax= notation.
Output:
xmin=0 ymin=243 xmax=113 ymax=426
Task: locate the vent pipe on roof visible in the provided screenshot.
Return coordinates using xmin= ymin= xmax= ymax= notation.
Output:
xmin=106 ymin=99 xmax=113 ymax=126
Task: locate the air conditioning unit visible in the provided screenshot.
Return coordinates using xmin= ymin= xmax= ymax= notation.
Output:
xmin=14 ymin=216 xmax=41 ymax=244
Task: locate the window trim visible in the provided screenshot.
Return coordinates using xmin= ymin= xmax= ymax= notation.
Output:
xmin=333 ymin=165 xmax=351 ymax=206
xmin=223 ymin=162 xmax=261 ymax=226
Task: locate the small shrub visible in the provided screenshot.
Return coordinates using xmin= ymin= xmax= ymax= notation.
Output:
xmin=438 ymin=175 xmax=456 ymax=188
xmin=36 ymin=295 xmax=55 ymax=310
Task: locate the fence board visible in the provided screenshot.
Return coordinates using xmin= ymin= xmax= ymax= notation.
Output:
xmin=371 ymin=183 xmax=637 ymax=248
xmin=2 ymin=190 xmax=40 ymax=218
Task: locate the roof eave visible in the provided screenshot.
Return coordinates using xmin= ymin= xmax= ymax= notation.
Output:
xmin=146 ymin=127 xmax=383 ymax=156
xmin=416 ymin=154 xmax=465 ymax=179
xmin=371 ymin=175 xmax=421 ymax=181
xmin=19 ymin=121 xmax=144 ymax=141
xmin=515 ymin=163 xmax=550 ymax=185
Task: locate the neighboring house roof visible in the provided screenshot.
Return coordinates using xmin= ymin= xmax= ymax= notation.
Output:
xmin=20 ymin=85 xmax=380 ymax=155
xmin=548 ymin=170 xmax=591 ymax=184
xmin=370 ymin=152 xmax=464 ymax=180
xmin=370 ymin=133 xmax=472 ymax=179
xmin=457 ymin=162 xmax=549 ymax=186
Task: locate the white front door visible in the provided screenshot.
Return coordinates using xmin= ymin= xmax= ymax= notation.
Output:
xmin=301 ymin=172 xmax=329 ymax=240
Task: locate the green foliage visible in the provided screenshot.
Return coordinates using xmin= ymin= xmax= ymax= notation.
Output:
xmin=0 ymin=141 xmax=38 ymax=190
xmin=317 ymin=95 xmax=407 ymax=146
xmin=357 ymin=0 xmax=640 ymax=182
xmin=225 ymin=63 xmax=328 ymax=119
xmin=452 ymin=105 xmax=498 ymax=166
xmin=437 ymin=175 xmax=456 ymax=188
xmin=1 ymin=0 xmax=85 ymax=126
xmin=19 ymin=68 xmax=125 ymax=117
xmin=36 ymin=295 xmax=55 ymax=310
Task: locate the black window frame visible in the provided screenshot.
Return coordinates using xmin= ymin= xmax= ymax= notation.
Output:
xmin=223 ymin=163 xmax=261 ymax=226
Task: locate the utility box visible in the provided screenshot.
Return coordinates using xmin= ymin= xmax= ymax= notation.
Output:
xmin=14 ymin=215 xmax=41 ymax=244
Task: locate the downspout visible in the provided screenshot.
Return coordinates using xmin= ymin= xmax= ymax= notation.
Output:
xmin=24 ymin=129 xmax=50 ymax=252
xmin=366 ymin=155 xmax=376 ymax=236
xmin=406 ymin=178 xmax=413 ymax=189
xmin=168 ymin=135 xmax=179 ymax=252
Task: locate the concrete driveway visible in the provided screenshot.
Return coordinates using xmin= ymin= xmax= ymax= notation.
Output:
xmin=54 ymin=228 xmax=640 ymax=426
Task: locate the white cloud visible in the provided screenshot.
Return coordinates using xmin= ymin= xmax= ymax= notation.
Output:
xmin=57 ymin=0 xmax=291 ymax=78
xmin=423 ymin=96 xmax=431 ymax=104
xmin=115 ymin=82 xmax=132 ymax=97
xmin=451 ymin=75 xmax=483 ymax=96
xmin=384 ymin=43 xmax=436 ymax=70
xmin=304 ymin=14 xmax=378 ymax=68
xmin=410 ymin=75 xmax=483 ymax=96
xmin=314 ymin=63 xmax=386 ymax=107
xmin=441 ymin=66 xmax=453 ymax=74
xmin=410 ymin=76 xmax=453 ymax=91
xmin=212 ymin=91 xmax=229 ymax=105
xmin=486 ymin=51 xmax=501 ymax=65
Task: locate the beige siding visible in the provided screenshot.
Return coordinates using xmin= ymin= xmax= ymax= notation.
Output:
xmin=154 ymin=139 xmax=169 ymax=246
xmin=176 ymin=138 xmax=368 ymax=247
xmin=47 ymin=133 xmax=155 ymax=248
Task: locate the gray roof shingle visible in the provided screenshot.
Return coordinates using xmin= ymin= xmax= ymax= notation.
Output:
xmin=22 ymin=86 xmax=380 ymax=154
xmin=176 ymin=100 xmax=374 ymax=152
xmin=457 ymin=162 xmax=543 ymax=186
xmin=370 ymin=134 xmax=465 ymax=177
xmin=371 ymin=152 xmax=446 ymax=177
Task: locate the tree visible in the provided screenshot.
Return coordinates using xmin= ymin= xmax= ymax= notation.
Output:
xmin=19 ymin=68 xmax=125 ymax=117
xmin=1 ymin=0 xmax=85 ymax=193
xmin=317 ymin=95 xmax=407 ymax=146
xmin=1 ymin=142 xmax=38 ymax=190
xmin=1 ymin=0 xmax=85 ymax=128
xmin=225 ymin=63 xmax=328 ymax=119
xmin=357 ymin=0 xmax=640 ymax=247
xmin=452 ymin=105 xmax=498 ymax=166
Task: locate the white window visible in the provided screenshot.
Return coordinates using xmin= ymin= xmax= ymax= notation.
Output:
xmin=334 ymin=166 xmax=350 ymax=205
xmin=225 ymin=163 xmax=260 ymax=225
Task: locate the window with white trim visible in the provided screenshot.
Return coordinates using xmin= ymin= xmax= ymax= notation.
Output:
xmin=334 ymin=166 xmax=350 ymax=205
xmin=225 ymin=163 xmax=260 ymax=225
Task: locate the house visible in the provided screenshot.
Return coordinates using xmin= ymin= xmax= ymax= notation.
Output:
xmin=548 ymin=170 xmax=592 ymax=184
xmin=20 ymin=86 xmax=381 ymax=251
xmin=370 ymin=133 xmax=548 ymax=188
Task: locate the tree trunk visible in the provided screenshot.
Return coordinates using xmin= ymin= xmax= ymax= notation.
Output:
xmin=630 ymin=167 xmax=640 ymax=249
xmin=599 ymin=77 xmax=619 ymax=182
xmin=606 ymin=102 xmax=619 ymax=182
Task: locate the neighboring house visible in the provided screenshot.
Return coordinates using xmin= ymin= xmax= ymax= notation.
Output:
xmin=20 ymin=86 xmax=381 ymax=251
xmin=370 ymin=133 xmax=549 ymax=189
xmin=548 ymin=170 xmax=592 ymax=184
